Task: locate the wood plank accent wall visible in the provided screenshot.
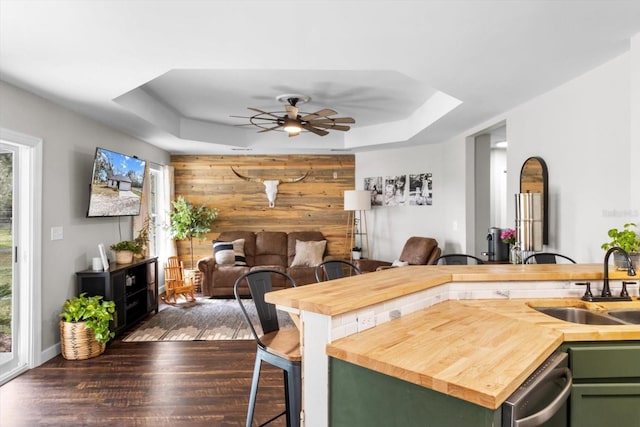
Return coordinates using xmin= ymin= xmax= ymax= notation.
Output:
xmin=171 ymin=154 xmax=355 ymax=267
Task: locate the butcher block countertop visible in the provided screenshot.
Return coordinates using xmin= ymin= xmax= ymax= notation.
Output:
xmin=265 ymin=263 xmax=640 ymax=410
xmin=326 ymin=297 xmax=640 ymax=410
xmin=266 ymin=263 xmax=637 ymax=316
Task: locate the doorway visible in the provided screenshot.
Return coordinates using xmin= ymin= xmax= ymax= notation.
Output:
xmin=473 ymin=123 xmax=508 ymax=258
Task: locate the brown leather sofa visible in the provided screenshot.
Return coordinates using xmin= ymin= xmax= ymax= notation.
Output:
xmin=197 ymin=230 xmax=327 ymax=297
xmin=354 ymin=236 xmax=441 ymax=272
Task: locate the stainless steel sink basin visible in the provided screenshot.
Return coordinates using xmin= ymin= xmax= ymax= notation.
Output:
xmin=606 ymin=309 xmax=640 ymax=324
xmin=533 ymin=307 xmax=628 ymax=325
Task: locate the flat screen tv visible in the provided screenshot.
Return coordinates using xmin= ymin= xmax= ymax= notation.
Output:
xmin=87 ymin=147 xmax=147 ymax=217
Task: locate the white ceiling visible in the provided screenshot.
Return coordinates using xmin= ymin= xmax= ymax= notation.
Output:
xmin=2 ymin=0 xmax=640 ymax=155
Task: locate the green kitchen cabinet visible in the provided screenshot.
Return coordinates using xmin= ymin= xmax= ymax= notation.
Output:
xmin=570 ymin=383 xmax=640 ymax=426
xmin=562 ymin=341 xmax=640 ymax=427
xmin=329 ymin=358 xmax=501 ymax=427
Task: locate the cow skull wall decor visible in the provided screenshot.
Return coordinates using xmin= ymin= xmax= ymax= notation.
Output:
xmin=230 ymin=167 xmax=309 ymax=208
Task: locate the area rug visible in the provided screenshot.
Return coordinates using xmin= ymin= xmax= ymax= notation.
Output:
xmin=122 ymin=298 xmax=295 ymax=342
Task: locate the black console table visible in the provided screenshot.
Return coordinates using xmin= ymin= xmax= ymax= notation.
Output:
xmin=76 ymin=257 xmax=158 ymax=335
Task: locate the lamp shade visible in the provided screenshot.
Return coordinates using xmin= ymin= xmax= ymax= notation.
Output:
xmin=344 ymin=190 xmax=371 ymax=211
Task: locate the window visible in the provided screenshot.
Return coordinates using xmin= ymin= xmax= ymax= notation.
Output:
xmin=147 ymin=163 xmax=168 ymax=261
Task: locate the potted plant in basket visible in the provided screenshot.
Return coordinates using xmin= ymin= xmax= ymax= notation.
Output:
xmin=59 ymin=293 xmax=115 ymax=360
xmin=110 ymin=240 xmax=142 ymax=264
xmin=168 ymin=196 xmax=219 ymax=269
xmin=351 ymin=246 xmax=362 ymax=260
xmin=601 ymin=223 xmax=640 ymax=270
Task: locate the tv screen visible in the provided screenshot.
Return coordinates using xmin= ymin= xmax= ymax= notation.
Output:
xmin=87 ymin=147 xmax=147 ymax=217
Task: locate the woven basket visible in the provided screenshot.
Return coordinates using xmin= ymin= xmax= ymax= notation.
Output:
xmin=184 ymin=269 xmax=202 ymax=293
xmin=115 ymin=250 xmax=133 ymax=264
xmin=59 ymin=320 xmax=106 ymax=360
xmin=193 ymin=271 xmax=202 ymax=293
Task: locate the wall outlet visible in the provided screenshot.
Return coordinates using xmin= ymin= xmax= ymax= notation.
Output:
xmin=390 ymin=309 xmax=401 ymax=320
xmin=357 ymin=310 xmax=375 ymax=332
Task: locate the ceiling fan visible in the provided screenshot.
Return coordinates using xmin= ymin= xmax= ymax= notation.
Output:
xmin=232 ymin=94 xmax=355 ymax=137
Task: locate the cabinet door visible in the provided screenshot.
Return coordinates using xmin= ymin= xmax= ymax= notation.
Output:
xmin=110 ymin=270 xmax=126 ymax=332
xmin=570 ymin=383 xmax=640 ymax=427
xmin=77 ymin=272 xmax=109 ymax=298
xmin=330 ymin=358 xmax=501 ymax=427
xmin=146 ymin=259 xmax=158 ymax=313
xmin=569 ymin=344 xmax=640 ymax=379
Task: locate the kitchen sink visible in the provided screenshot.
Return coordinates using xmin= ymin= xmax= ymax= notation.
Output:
xmin=533 ymin=306 xmax=628 ymax=325
xmin=606 ymin=309 xmax=640 ymax=324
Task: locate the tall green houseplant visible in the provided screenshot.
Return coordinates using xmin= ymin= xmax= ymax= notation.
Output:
xmin=169 ymin=196 xmax=219 ymax=269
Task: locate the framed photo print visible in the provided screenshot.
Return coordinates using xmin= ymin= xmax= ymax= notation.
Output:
xmin=409 ymin=173 xmax=433 ymax=206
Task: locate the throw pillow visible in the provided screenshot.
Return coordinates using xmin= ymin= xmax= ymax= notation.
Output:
xmin=290 ymin=240 xmax=327 ymax=267
xmin=213 ymin=239 xmax=247 ymax=266
xmin=231 ymin=239 xmax=247 ymax=266
xmin=213 ymin=241 xmax=234 ymax=265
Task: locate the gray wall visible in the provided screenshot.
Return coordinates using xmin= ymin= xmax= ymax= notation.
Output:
xmin=357 ymin=44 xmax=639 ymax=263
xmin=0 ymin=80 xmax=170 ymax=357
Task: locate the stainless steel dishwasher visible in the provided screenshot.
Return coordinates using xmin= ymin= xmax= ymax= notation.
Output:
xmin=502 ymin=352 xmax=572 ymax=427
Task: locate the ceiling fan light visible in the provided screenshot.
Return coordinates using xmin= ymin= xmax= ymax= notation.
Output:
xmin=283 ymin=120 xmax=302 ymax=134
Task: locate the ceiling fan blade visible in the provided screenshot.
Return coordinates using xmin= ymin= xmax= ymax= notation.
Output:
xmin=309 ymin=123 xmax=351 ymax=131
xmin=300 ymin=109 xmax=338 ymax=121
xmin=310 ymin=117 xmax=355 ymax=124
xmin=285 ymin=104 xmax=299 ymax=120
xmin=247 ymin=107 xmax=281 ymax=119
xmin=301 ymin=123 xmax=329 ymax=136
xmin=231 ymin=115 xmax=278 ymax=122
xmin=257 ymin=124 xmax=283 ymax=133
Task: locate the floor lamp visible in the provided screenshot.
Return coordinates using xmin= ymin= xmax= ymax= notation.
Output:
xmin=344 ymin=190 xmax=371 ymax=261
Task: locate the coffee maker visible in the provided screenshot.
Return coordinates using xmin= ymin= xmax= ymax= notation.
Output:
xmin=484 ymin=227 xmax=509 ymax=262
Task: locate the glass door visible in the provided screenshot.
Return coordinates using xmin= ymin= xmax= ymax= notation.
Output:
xmin=0 ymin=143 xmax=17 ymax=379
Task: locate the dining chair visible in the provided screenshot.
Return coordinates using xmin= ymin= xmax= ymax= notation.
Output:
xmin=523 ymin=252 xmax=576 ymax=264
xmin=435 ymin=254 xmax=485 ymax=265
xmin=314 ymin=259 xmax=361 ymax=282
xmin=234 ymin=269 xmax=301 ymax=427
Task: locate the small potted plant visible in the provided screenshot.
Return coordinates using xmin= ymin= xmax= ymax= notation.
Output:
xmin=501 ymin=228 xmax=521 ymax=264
xmin=601 ymin=223 xmax=640 ymax=269
xmin=351 ymin=246 xmax=362 ymax=260
xmin=110 ymin=240 xmax=142 ymax=264
xmin=59 ymin=293 xmax=115 ymax=360
xmin=133 ymin=214 xmax=151 ymax=259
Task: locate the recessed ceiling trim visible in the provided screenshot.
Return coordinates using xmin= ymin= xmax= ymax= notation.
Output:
xmin=345 ymin=90 xmax=463 ymax=148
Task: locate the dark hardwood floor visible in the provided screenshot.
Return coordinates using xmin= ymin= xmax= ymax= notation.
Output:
xmin=0 ymin=339 xmax=288 ymax=426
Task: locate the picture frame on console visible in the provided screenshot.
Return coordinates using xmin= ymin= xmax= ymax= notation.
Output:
xmin=98 ymin=243 xmax=109 ymax=271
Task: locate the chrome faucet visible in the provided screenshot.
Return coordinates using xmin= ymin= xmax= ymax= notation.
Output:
xmin=601 ymin=246 xmax=637 ymax=299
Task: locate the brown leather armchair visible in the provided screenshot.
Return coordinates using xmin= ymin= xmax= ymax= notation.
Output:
xmin=354 ymin=237 xmax=441 ymax=273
